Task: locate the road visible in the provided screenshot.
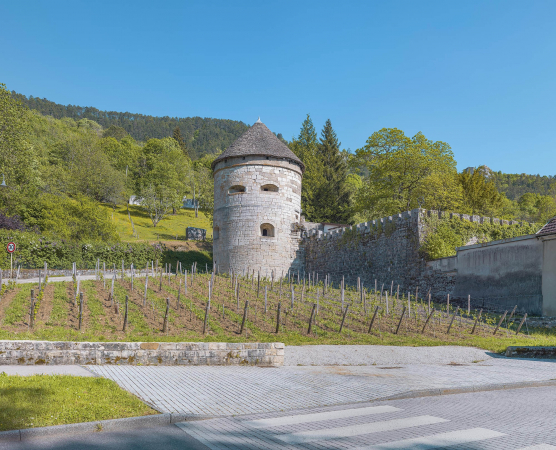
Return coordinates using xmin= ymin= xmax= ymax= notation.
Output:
xmin=3 ymin=385 xmax=556 ymax=449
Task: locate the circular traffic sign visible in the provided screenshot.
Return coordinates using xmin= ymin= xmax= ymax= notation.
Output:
xmin=6 ymin=242 xmax=16 ymax=253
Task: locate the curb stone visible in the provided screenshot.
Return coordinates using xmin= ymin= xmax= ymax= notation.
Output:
xmin=0 ymin=413 xmax=214 ymax=443
xmin=1 ymin=379 xmax=555 ymax=443
xmin=378 ymin=379 xmax=556 ymax=401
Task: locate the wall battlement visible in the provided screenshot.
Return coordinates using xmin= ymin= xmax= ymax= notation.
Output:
xmin=303 ymin=209 xmax=530 ymax=242
xmin=301 ymin=209 xmax=534 ymax=304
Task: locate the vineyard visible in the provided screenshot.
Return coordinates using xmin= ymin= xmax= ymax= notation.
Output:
xmin=0 ymin=268 xmax=554 ymax=352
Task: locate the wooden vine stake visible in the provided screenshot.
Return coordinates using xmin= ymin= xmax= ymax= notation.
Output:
xmin=493 ymin=311 xmax=508 ymax=335
xmin=275 ymin=302 xmax=282 ymax=333
xmin=446 ymin=307 xmax=459 ymax=334
xmin=471 ymin=309 xmax=482 ymax=334
xmin=339 ymin=304 xmax=350 ymax=333
xmin=123 ymin=295 xmax=129 ymax=331
xmin=202 ymin=303 xmax=210 ymax=335
xmin=421 ymin=309 xmax=435 ymax=334
xmin=307 ymin=303 xmax=317 ymax=335
xmin=395 ymin=306 xmax=406 ymax=335
xmin=29 ymin=289 xmax=35 ymax=329
xmin=368 ymin=306 xmax=379 ymax=333
xmin=516 ymin=313 xmax=527 ymax=335
xmin=144 ymin=274 xmax=148 ymax=307
xmin=162 ymin=298 xmax=170 ymax=333
xmin=239 ymin=300 xmax=249 ymax=335
xmin=78 ymin=292 xmax=84 ymax=331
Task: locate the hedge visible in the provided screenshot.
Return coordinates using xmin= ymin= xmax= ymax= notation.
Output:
xmin=0 ymin=230 xmax=163 ymax=270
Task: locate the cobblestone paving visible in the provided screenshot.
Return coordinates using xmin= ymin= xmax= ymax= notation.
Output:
xmin=86 ymin=357 xmax=556 ymax=416
xmin=176 ymin=386 xmax=556 ymax=449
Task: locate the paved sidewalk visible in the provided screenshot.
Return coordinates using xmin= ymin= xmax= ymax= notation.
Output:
xmin=85 ymin=357 xmax=556 ymax=416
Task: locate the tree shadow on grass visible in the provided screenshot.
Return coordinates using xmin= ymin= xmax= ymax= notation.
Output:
xmin=0 ymin=385 xmax=47 ymax=432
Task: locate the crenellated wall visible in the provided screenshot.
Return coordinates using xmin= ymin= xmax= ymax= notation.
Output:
xmin=302 ymin=209 xmax=533 ymax=302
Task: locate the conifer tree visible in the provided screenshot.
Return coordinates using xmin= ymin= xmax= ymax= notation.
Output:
xmin=313 ymin=119 xmax=352 ymax=223
xmin=289 ymin=114 xmax=323 ymax=221
xmin=172 ymin=126 xmax=188 ymax=158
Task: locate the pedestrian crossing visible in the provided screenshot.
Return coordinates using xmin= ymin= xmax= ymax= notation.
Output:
xmin=176 ymin=404 xmax=556 ymax=450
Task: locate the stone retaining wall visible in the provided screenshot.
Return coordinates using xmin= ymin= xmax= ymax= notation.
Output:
xmin=0 ymin=341 xmax=284 ymax=366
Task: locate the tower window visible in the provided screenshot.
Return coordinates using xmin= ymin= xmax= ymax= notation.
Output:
xmin=228 ymin=185 xmax=246 ymax=194
xmin=261 ymin=184 xmax=278 ymax=193
xmin=213 ymin=226 xmax=220 ymax=239
xmin=260 ymin=223 xmax=275 ymax=238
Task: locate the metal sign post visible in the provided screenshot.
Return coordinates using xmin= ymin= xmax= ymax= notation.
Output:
xmin=7 ymin=242 xmax=16 ymax=279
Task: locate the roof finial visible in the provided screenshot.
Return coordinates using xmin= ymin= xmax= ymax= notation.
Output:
xmin=256 ymin=117 xmax=262 ymax=124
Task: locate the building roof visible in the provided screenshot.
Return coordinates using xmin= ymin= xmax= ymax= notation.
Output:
xmin=537 ymin=216 xmax=556 ymax=237
xmin=211 ymin=120 xmax=304 ymax=172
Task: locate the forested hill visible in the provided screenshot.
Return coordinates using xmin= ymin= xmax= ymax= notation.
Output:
xmin=490 ymin=171 xmax=556 ymax=200
xmin=11 ymin=91 xmax=249 ymax=159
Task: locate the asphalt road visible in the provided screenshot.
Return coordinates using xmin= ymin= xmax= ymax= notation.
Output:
xmin=3 ymin=385 xmax=556 ymax=449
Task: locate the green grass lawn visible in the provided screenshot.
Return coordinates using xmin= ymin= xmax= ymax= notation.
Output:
xmin=0 ymin=373 xmax=157 ymax=431
xmin=101 ymin=204 xmax=212 ymax=242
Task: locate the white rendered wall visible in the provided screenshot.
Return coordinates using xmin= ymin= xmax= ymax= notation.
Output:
xmin=212 ymin=155 xmax=304 ymax=277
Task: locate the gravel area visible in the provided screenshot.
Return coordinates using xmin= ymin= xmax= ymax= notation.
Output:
xmin=285 ymin=345 xmax=496 ymax=366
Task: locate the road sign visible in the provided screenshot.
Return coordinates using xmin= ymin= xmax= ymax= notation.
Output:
xmin=6 ymin=242 xmax=16 ymax=253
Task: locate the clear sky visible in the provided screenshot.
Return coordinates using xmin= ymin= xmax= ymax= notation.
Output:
xmin=1 ymin=1 xmax=555 ymax=175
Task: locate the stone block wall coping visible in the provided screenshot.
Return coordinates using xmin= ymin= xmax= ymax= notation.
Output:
xmin=302 ymin=208 xmax=534 ymax=241
xmin=0 ymin=341 xmax=284 ymax=367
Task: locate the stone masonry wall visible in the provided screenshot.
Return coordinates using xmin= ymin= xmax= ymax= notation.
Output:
xmin=212 ymin=155 xmax=304 ymax=277
xmin=0 ymin=341 xmax=284 ymax=366
xmin=303 ymin=209 xmax=423 ymax=292
xmin=302 ymin=209 xmax=531 ymax=300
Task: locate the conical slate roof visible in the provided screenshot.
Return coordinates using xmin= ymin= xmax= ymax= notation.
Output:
xmin=211 ymin=120 xmax=304 ymax=172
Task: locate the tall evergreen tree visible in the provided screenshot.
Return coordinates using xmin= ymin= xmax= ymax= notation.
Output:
xmin=313 ymin=119 xmax=352 ymax=223
xmin=172 ymin=126 xmax=188 ymax=158
xmin=289 ymin=114 xmax=323 ymax=221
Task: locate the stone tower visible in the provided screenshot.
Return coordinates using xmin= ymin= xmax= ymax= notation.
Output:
xmin=211 ymin=119 xmax=305 ymax=278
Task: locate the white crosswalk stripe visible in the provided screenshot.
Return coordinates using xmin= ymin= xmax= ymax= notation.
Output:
xmin=176 ymin=404 xmax=522 ymax=450
xmin=242 ymin=405 xmax=401 ymax=428
xmin=518 ymin=445 xmax=556 ymax=450
xmin=357 ymin=427 xmax=505 ymax=449
xmin=275 ymin=415 xmax=448 ymax=444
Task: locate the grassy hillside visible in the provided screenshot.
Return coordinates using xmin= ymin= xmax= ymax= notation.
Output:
xmin=101 ymin=204 xmax=213 ymax=242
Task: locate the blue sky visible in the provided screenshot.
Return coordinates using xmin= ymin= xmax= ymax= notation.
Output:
xmin=1 ymin=1 xmax=555 ymax=175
